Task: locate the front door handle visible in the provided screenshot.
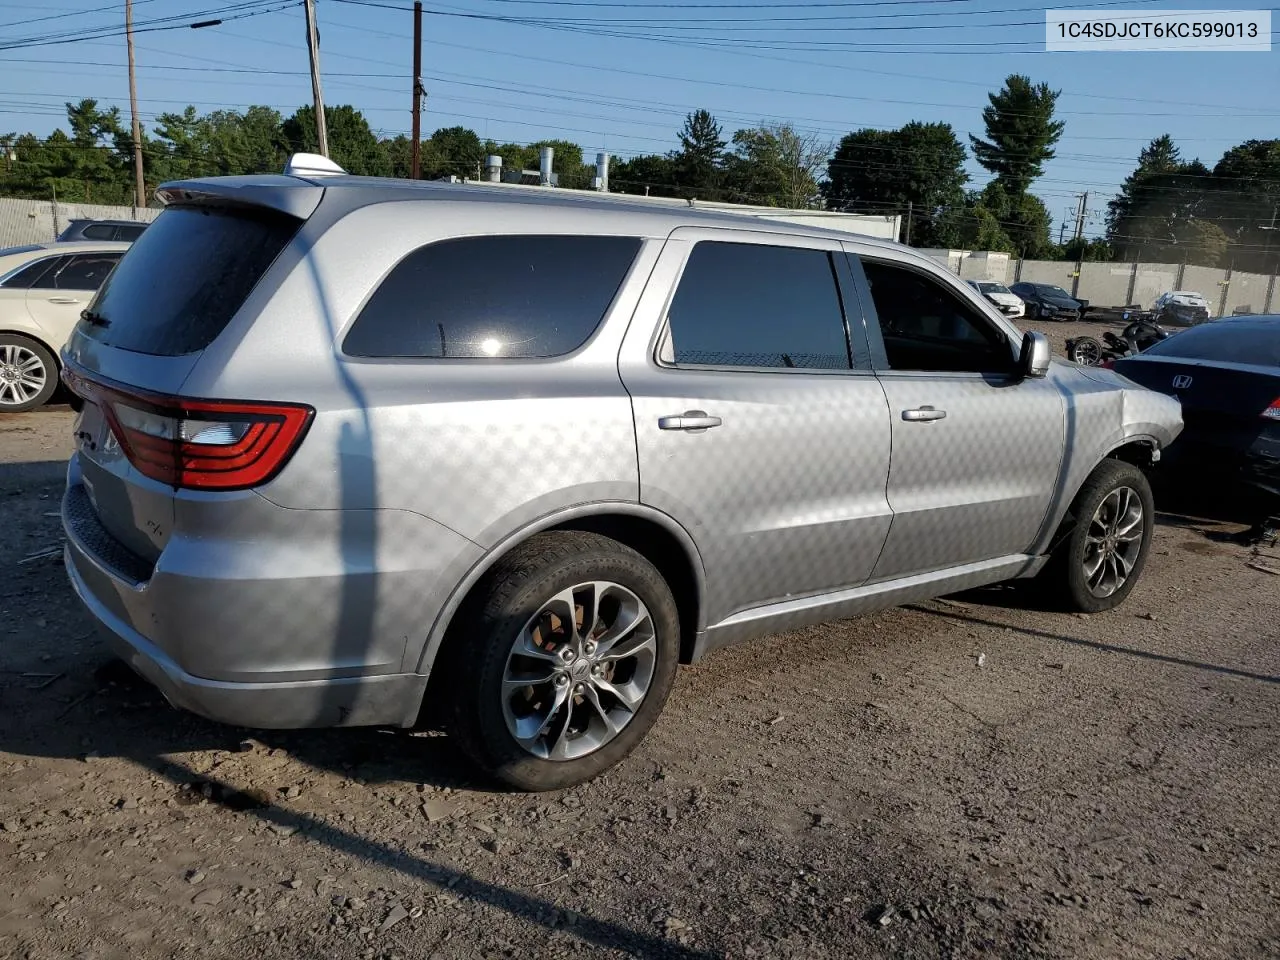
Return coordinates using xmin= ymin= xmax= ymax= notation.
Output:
xmin=902 ymin=406 xmax=947 ymax=422
xmin=47 ymin=296 xmax=81 ymax=304
xmin=658 ymin=410 xmax=723 ymax=432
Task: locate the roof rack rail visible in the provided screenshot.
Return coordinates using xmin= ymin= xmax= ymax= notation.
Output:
xmin=283 ymin=152 xmax=347 ymax=178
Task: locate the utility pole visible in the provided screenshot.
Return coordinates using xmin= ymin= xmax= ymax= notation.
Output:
xmin=410 ymin=1 xmax=423 ymax=179
xmin=903 ymin=200 xmax=912 ymax=245
xmin=303 ymin=0 xmax=328 ymax=157
xmin=125 ymin=0 xmax=146 ymax=209
xmin=1070 ymin=192 xmax=1088 ymax=300
xmin=1072 ymin=191 xmax=1089 ymax=243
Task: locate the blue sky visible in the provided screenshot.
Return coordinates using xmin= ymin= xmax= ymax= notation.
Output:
xmin=2 ymin=0 xmax=1277 ymax=237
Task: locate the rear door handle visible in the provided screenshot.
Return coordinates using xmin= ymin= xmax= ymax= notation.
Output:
xmin=658 ymin=410 xmax=722 ymax=432
xmin=902 ymin=406 xmax=947 ymax=422
xmin=47 ymin=296 xmax=81 ymax=304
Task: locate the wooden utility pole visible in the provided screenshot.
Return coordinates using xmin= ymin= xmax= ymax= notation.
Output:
xmin=1072 ymin=191 xmax=1089 ymax=243
xmin=411 ymin=1 xmax=423 ymax=179
xmin=303 ymin=0 xmax=328 ymax=156
xmin=125 ymin=0 xmax=146 ymax=208
xmin=902 ymin=200 xmax=912 ymax=245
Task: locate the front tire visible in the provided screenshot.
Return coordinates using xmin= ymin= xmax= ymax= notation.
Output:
xmin=1041 ymin=459 xmax=1155 ymax=613
xmin=447 ymin=532 xmax=680 ymax=791
xmin=0 ymin=334 xmax=57 ymax=412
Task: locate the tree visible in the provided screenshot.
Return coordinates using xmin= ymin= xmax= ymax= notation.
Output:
xmin=1207 ymin=139 xmax=1280 ymax=272
xmin=670 ymin=109 xmax=726 ymax=198
xmin=1106 ymin=136 xmax=1218 ymax=264
xmin=824 ymin=121 xmax=968 ymax=244
xmin=422 ymin=125 xmax=485 ymax=180
xmin=969 ymin=75 xmax=1065 ymax=196
xmin=282 ymin=105 xmax=387 ymax=177
xmin=1063 ymin=237 xmax=1113 ymax=262
xmin=724 ymin=123 xmax=829 ymax=208
xmin=609 ymin=154 xmax=679 ymax=197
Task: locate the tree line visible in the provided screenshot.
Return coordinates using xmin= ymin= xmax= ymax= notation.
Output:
xmin=2 ymin=73 xmax=1276 ymax=271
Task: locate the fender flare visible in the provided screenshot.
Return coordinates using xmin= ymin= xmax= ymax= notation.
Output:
xmin=1029 ymin=431 xmax=1165 ymax=558
xmin=413 ymin=501 xmax=707 ymax=676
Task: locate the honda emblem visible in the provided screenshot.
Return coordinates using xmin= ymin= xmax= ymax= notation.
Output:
xmin=1172 ymin=374 xmax=1193 ymax=389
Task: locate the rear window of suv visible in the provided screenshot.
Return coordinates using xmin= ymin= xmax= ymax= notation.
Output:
xmin=79 ymin=205 xmax=300 ymax=356
xmin=342 ymin=234 xmax=642 ymax=359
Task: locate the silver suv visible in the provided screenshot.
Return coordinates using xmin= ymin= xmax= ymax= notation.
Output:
xmin=59 ymin=156 xmax=1183 ymax=790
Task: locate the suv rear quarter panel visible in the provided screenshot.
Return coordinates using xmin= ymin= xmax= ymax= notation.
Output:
xmin=180 ymin=198 xmax=661 ymax=542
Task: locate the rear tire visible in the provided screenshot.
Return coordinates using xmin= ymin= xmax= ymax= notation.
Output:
xmin=0 ymin=334 xmax=57 ymax=412
xmin=446 ymin=531 xmax=680 ymax=791
xmin=1039 ymin=459 xmax=1155 ymax=613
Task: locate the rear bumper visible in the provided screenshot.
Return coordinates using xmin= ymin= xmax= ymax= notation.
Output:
xmin=65 ymin=545 xmax=428 ymax=728
xmin=60 ymin=456 xmax=482 ymax=729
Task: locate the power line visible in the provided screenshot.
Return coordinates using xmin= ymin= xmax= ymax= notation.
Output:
xmin=0 ymin=0 xmax=295 ymax=51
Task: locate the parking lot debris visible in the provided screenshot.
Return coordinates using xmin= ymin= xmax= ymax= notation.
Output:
xmin=871 ymin=904 xmax=896 ymax=927
xmin=192 ymin=887 xmax=225 ymax=906
xmin=420 ymin=798 xmax=457 ymax=822
xmin=378 ymin=903 xmax=409 ymax=932
xmin=976 ymin=653 xmax=987 ymax=668
xmin=185 ymin=869 xmax=205 ymax=884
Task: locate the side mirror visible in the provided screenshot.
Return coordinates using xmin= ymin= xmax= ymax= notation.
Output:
xmin=1019 ymin=330 xmax=1051 ymax=379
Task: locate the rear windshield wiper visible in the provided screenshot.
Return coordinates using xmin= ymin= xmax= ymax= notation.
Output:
xmin=80 ymin=309 xmax=110 ymax=328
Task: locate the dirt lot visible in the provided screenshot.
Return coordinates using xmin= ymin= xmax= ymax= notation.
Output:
xmin=3 ymin=334 xmax=1279 ymax=960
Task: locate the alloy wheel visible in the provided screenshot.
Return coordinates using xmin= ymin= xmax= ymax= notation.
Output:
xmin=1083 ymin=486 xmax=1145 ymax=598
xmin=0 ymin=344 xmax=48 ymax=408
xmin=501 ymin=580 xmax=657 ymax=761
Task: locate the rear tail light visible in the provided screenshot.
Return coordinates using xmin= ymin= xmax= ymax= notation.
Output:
xmin=1099 ymin=360 xmax=1115 ymax=369
xmin=1263 ymin=398 xmax=1280 ymax=421
xmin=62 ymin=365 xmax=313 ymax=491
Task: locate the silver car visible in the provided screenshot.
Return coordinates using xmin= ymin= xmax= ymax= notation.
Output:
xmin=59 ymin=156 xmax=1183 ymax=791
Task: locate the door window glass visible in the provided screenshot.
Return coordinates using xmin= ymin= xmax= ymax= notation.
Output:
xmin=860 ymin=259 xmax=1015 ymax=374
xmin=664 ymin=241 xmax=851 ymax=370
xmin=53 ymin=254 xmax=122 ymax=290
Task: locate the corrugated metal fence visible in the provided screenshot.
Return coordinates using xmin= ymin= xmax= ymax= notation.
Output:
xmin=0 ymin=198 xmax=161 ymax=247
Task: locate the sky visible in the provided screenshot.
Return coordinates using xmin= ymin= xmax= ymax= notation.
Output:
xmin=2 ymin=0 xmax=1278 ymax=238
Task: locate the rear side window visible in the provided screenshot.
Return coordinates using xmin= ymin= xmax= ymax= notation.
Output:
xmin=116 ymin=224 xmax=147 ymax=241
xmin=80 ymin=206 xmax=300 ymax=356
xmin=1 ymin=255 xmax=61 ymax=289
xmin=82 ymin=224 xmax=115 ymax=240
xmin=50 ymin=253 xmax=122 ymax=290
xmin=343 ymin=235 xmax=641 ymax=359
xmin=1144 ymin=323 xmax=1280 ymax=367
xmin=661 ymin=241 xmax=851 ymax=370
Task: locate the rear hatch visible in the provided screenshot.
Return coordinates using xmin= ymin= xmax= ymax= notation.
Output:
xmin=61 ymin=183 xmax=317 ymax=567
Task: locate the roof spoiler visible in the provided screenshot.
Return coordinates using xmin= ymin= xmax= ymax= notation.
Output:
xmin=154 ymin=174 xmax=328 ymax=221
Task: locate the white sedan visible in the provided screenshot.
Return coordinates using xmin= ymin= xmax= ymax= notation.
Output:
xmin=0 ymin=240 xmax=130 ymax=411
xmin=966 ymin=279 xmax=1026 ymax=319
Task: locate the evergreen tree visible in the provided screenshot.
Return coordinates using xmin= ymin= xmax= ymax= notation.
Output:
xmin=969 ymin=75 xmax=1065 ymax=196
xmin=670 ymin=109 xmax=726 ymax=198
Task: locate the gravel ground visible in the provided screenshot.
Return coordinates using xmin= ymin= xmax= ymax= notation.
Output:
xmin=2 ymin=331 xmax=1279 ymax=960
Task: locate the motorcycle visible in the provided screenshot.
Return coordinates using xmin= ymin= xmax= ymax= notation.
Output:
xmin=1065 ymin=311 xmax=1172 ymax=366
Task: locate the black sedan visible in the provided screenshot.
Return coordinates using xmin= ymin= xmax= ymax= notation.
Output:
xmin=1009 ymin=281 xmax=1089 ymax=321
xmin=1109 ymin=315 xmax=1279 ymax=534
